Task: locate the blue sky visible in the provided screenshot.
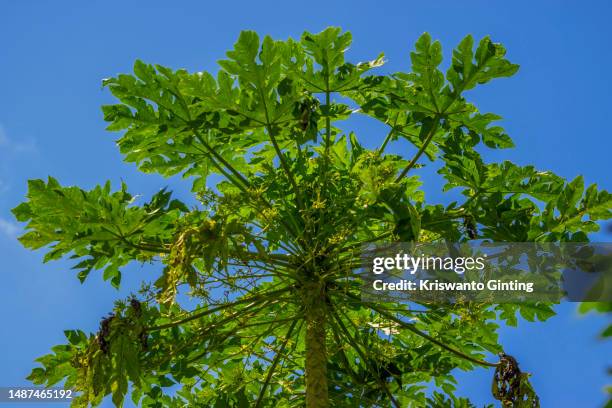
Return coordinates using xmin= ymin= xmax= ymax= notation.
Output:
xmin=1 ymin=1 xmax=611 ymax=407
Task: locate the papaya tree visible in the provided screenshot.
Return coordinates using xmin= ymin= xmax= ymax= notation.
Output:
xmin=12 ymin=27 xmax=611 ymax=407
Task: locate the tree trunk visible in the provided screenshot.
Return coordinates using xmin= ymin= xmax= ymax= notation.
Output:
xmin=304 ymin=282 xmax=328 ymax=408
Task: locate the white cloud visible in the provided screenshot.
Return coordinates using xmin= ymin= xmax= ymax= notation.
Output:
xmin=0 ymin=217 xmax=20 ymax=238
xmin=0 ymin=124 xmax=38 ymax=196
xmin=0 ymin=125 xmax=8 ymax=145
xmin=0 ymin=123 xmax=38 ymax=154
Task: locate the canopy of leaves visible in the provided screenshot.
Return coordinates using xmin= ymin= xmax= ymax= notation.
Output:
xmin=13 ymin=28 xmax=611 ymax=407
